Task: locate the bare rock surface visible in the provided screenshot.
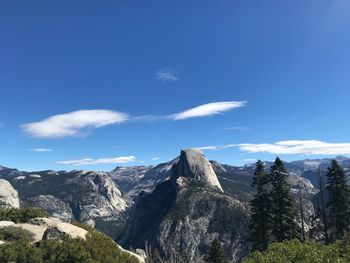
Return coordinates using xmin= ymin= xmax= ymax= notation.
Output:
xmin=0 ymin=179 xmax=20 ymax=208
xmin=172 ymin=149 xmax=223 ymax=192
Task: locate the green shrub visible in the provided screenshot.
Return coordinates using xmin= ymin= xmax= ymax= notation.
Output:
xmin=0 ymin=220 xmax=140 ymax=263
xmin=0 ymin=241 xmax=43 ymax=263
xmin=0 ymin=226 xmax=34 ymax=242
xmin=242 ymin=239 xmax=347 ymax=263
xmin=0 ymin=208 xmax=48 ymax=223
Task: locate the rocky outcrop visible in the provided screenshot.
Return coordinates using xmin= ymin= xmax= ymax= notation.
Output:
xmin=110 ymin=158 xmax=178 ymax=199
xmin=158 ymin=189 xmax=248 ymax=262
xmin=288 ymin=173 xmax=318 ymax=195
xmin=172 ymin=149 xmax=223 ymax=192
xmin=0 ymin=179 xmax=20 ymax=208
xmin=117 ymin=244 xmax=146 ymax=263
xmin=0 ymin=215 xmax=144 ymax=262
xmin=0 ymin=217 xmax=88 ymax=243
xmin=119 ymin=149 xmax=248 ymax=262
xmin=0 ymin=168 xmax=130 ymax=237
xmin=67 ymin=171 xmax=130 ymax=225
xmin=28 ymin=195 xmax=73 ymax=221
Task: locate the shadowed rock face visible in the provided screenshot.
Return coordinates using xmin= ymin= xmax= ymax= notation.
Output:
xmin=0 ymin=179 xmax=20 ymax=208
xmin=172 ymin=149 xmax=223 ymax=192
xmin=119 ymin=149 xmax=248 ymax=262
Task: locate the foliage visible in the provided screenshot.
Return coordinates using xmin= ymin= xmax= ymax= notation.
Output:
xmin=205 ymin=238 xmax=228 ymax=263
xmin=249 ymin=160 xmax=271 ymax=251
xmin=269 ymin=157 xmax=298 ymax=242
xmin=0 ymin=226 xmax=34 ymax=242
xmin=0 ymin=208 xmax=48 ymax=223
xmin=0 ymin=219 xmax=139 ymax=263
xmin=326 ymin=159 xmax=350 ymax=241
xmin=242 ymin=238 xmax=350 ymax=263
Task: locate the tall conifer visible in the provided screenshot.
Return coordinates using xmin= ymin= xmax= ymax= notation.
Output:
xmin=326 ymin=160 xmax=350 ymax=241
xmin=205 ymin=238 xmax=228 ymax=263
xmin=249 ymin=160 xmax=271 ymax=251
xmin=269 ymin=157 xmax=298 ymax=242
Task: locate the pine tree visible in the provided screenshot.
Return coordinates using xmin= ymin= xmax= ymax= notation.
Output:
xmin=269 ymin=157 xmax=298 ymax=242
xmin=298 ymin=190 xmax=306 ymax=242
xmin=249 ymin=160 xmax=271 ymax=251
xmin=326 ymin=160 xmax=350 ymax=241
xmin=318 ymin=168 xmax=329 ymax=242
xmin=205 ymin=238 xmax=228 ymax=263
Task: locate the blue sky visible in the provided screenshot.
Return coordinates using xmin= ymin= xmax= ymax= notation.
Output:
xmin=1 ymin=0 xmax=350 ymax=171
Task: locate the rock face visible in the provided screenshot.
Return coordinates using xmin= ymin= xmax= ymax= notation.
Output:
xmin=0 ymin=179 xmax=20 ymax=208
xmin=110 ymin=158 xmax=178 ymax=199
xmin=172 ymin=149 xmax=223 ymax=192
xmin=67 ymin=171 xmax=129 ymax=223
xmin=28 ymin=195 xmax=73 ymax=221
xmin=0 ymin=169 xmax=130 ymax=239
xmin=119 ymin=149 xmax=248 ymax=262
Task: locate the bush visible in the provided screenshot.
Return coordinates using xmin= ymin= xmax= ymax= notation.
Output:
xmin=242 ymin=239 xmax=347 ymax=263
xmin=0 ymin=226 xmax=34 ymax=242
xmin=0 ymin=222 xmax=140 ymax=263
xmin=0 ymin=208 xmax=48 ymax=223
xmin=0 ymin=241 xmax=43 ymax=263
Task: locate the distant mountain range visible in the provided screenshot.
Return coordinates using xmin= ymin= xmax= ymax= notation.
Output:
xmin=1 ymin=153 xmax=349 ymax=262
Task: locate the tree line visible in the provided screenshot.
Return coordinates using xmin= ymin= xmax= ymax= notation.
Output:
xmin=249 ymin=157 xmax=350 ymax=252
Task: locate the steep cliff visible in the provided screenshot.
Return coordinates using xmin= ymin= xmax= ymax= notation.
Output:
xmin=119 ymin=149 xmax=249 ymax=262
xmin=0 ymin=179 xmax=20 ymax=209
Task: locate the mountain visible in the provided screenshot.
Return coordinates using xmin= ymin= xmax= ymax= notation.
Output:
xmin=110 ymin=158 xmax=177 ymax=199
xmin=0 ymin=168 xmax=130 ymax=239
xmin=1 ymin=154 xmax=348 ymax=261
xmin=119 ymin=149 xmax=250 ymax=262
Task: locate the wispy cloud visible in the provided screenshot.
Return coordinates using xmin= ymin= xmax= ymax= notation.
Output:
xmin=156 ymin=70 xmax=178 ymax=81
xmin=22 ymin=110 xmax=129 ymax=138
xmin=195 ymin=144 xmax=237 ymax=151
xmin=239 ymin=140 xmax=350 ymax=155
xmin=21 ymin=101 xmax=247 ymax=138
xmin=57 ymin=156 xmax=135 ymax=166
xmin=222 ymin=126 xmax=251 ymax=132
xmin=152 ymin=157 xmax=160 ymax=161
xmin=29 ymin=148 xmax=53 ymax=152
xmin=197 ymin=140 xmax=350 ymax=155
xmin=170 ymin=101 xmax=247 ymax=121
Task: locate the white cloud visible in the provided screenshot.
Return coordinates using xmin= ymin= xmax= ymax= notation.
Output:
xmin=197 ymin=140 xmax=350 ymax=155
xmin=152 ymin=157 xmax=160 ymax=161
xmin=21 ymin=101 xmax=247 ymax=138
xmin=22 ymin=110 xmax=129 ymax=138
xmin=195 ymin=144 xmax=237 ymax=151
xmin=170 ymin=101 xmax=246 ymax=121
xmin=57 ymin=156 xmax=135 ymax=166
xmin=156 ymin=70 xmax=178 ymax=81
xmin=29 ymin=148 xmax=53 ymax=152
xmin=239 ymin=140 xmax=350 ymax=155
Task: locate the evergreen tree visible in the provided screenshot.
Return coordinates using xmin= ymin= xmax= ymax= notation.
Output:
xmin=269 ymin=157 xmax=298 ymax=242
xmin=318 ymin=168 xmax=329 ymax=242
xmin=298 ymin=190 xmax=306 ymax=242
xmin=326 ymin=159 xmax=350 ymax=241
xmin=249 ymin=160 xmax=271 ymax=251
xmin=205 ymin=238 xmax=228 ymax=263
